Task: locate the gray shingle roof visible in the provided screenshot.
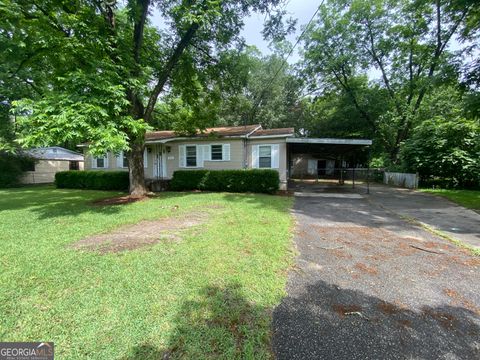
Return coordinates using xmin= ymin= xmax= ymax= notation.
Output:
xmin=23 ymin=147 xmax=84 ymax=161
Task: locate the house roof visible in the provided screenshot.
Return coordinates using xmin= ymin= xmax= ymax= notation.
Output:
xmin=79 ymin=125 xmax=295 ymax=147
xmin=250 ymin=128 xmax=295 ymax=137
xmin=23 ymin=147 xmax=84 ymax=161
xmin=146 ymin=124 xmax=261 ymax=141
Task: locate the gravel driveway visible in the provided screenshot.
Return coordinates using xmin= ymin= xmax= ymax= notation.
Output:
xmin=272 ymin=184 xmax=480 ymax=359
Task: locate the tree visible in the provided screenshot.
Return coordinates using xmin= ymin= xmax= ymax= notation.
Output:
xmin=301 ymin=76 xmax=391 ymax=155
xmin=401 ymin=116 xmax=480 ymax=188
xmin=3 ymin=0 xmax=283 ymax=195
xmin=151 ymin=46 xmax=306 ymax=132
xmin=302 ymin=0 xmax=477 ymax=161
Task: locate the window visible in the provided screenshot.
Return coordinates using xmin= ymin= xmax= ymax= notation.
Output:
xmin=211 ymin=145 xmax=223 ymax=160
xmin=121 ymin=152 xmax=128 ymax=168
xmin=186 ymin=145 xmax=197 ymax=167
xmin=259 ymin=145 xmax=272 ymax=168
xmin=93 ymin=154 xmax=108 ymax=169
xmin=96 ymin=157 xmax=105 ymax=168
xmin=69 ymin=161 xmax=79 ymax=170
xmin=21 ymin=160 xmax=35 ymax=172
xmin=116 ymin=151 xmax=129 ymax=168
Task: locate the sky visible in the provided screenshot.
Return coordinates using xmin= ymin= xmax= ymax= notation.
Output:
xmin=151 ymin=0 xmax=319 ymax=64
xmin=239 ymin=0 xmax=319 ymax=63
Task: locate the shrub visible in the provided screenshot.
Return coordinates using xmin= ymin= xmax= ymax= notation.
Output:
xmin=170 ymin=169 xmax=280 ymax=194
xmin=0 ymin=153 xmax=36 ymax=188
xmin=401 ymin=116 xmax=480 ymax=189
xmin=55 ymin=170 xmax=129 ymax=191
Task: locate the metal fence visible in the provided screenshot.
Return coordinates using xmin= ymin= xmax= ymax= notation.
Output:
xmin=383 ymin=172 xmax=419 ymax=189
xmin=289 ymin=167 xmax=383 ymax=182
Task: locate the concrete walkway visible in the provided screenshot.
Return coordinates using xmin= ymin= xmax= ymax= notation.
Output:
xmin=366 ymin=184 xmax=480 ymax=250
xmin=272 ymin=184 xmax=480 ymax=359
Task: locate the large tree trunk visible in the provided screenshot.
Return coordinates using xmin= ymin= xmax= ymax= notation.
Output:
xmin=127 ymin=141 xmax=148 ymax=196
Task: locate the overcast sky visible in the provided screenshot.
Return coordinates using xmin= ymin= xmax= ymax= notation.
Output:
xmin=239 ymin=0 xmax=318 ymax=62
xmin=151 ymin=0 xmax=319 ymax=64
xmin=150 ymin=0 xmax=465 ymax=78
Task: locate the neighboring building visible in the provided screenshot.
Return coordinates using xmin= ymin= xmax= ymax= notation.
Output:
xmin=82 ymin=124 xmax=294 ymax=190
xmin=21 ymin=147 xmax=84 ymax=184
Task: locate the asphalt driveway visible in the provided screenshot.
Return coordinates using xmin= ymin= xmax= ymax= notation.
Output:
xmin=272 ymin=184 xmax=480 ymax=359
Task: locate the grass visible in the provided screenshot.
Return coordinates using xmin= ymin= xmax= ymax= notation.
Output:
xmin=0 ymin=186 xmax=294 ymax=359
xmin=419 ymin=188 xmax=480 ymax=210
xmin=398 ymin=214 xmax=480 ymax=257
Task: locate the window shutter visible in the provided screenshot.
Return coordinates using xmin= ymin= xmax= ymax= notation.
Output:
xmin=116 ymin=151 xmax=123 ymax=168
xmin=197 ymin=145 xmax=205 ymax=168
xmin=201 ymin=144 xmax=210 ymax=165
xmin=179 ymin=145 xmax=186 ymax=168
xmin=223 ymin=144 xmax=230 ymax=161
xmin=104 ymin=154 xmax=109 ymax=168
xmin=204 ymin=145 xmax=210 ymax=165
xmin=202 ymin=144 xmax=211 ymax=161
xmin=143 ymin=148 xmax=148 ymax=168
xmin=272 ymin=144 xmax=280 ymax=169
xmin=252 ymin=145 xmax=259 ymax=168
xmin=91 ymin=155 xmax=97 ymax=169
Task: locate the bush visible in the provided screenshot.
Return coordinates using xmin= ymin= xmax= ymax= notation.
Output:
xmin=0 ymin=153 xmax=36 ymax=188
xmin=55 ymin=170 xmax=129 ymax=191
xmin=170 ymin=169 xmax=280 ymax=194
xmin=401 ymin=116 xmax=480 ymax=188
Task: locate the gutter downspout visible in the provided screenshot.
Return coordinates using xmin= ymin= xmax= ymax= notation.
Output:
xmin=244 ymin=125 xmax=262 ymax=169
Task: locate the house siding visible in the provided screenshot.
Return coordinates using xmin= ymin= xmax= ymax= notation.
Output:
xmin=164 ymin=139 xmax=244 ymax=178
xmin=84 ymin=150 xmax=155 ymax=178
xmin=84 ymin=136 xmax=289 ymax=190
xmin=247 ymin=138 xmax=288 ymax=187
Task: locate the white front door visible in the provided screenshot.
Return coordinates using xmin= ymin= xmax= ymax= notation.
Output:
xmin=154 ymin=145 xmax=168 ymax=178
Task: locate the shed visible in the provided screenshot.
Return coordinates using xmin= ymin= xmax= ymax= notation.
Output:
xmin=21 ymin=147 xmax=84 ymax=184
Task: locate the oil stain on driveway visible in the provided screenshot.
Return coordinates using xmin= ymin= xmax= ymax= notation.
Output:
xmin=272 ymin=186 xmax=480 ymax=360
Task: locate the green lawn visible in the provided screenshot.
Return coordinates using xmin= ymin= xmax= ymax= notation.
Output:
xmin=420 ymin=189 xmax=480 ymax=210
xmin=0 ymin=186 xmax=294 ymax=359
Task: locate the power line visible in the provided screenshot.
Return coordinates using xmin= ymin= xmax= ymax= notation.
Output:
xmin=248 ymin=0 xmax=325 ymax=124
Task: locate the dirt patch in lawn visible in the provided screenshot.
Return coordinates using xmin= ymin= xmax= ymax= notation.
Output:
xmin=72 ymin=210 xmax=213 ymax=253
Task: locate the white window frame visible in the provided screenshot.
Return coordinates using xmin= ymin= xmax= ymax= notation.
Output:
xmin=92 ymin=154 xmax=108 ymax=169
xmin=116 ymin=151 xmax=128 ymax=168
xmin=252 ymin=144 xmax=279 ymax=169
xmin=210 ymin=144 xmax=223 ymax=161
xmin=185 ymin=145 xmax=198 ymax=168
xmin=258 ymin=145 xmax=272 ymax=168
xmin=208 ymin=143 xmax=231 ymax=162
xmin=179 ymin=143 xmax=230 ymax=168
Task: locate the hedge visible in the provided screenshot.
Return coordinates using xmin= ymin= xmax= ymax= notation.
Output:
xmin=0 ymin=153 xmax=35 ymax=188
xmin=55 ymin=170 xmax=129 ymax=191
xmin=170 ymin=169 xmax=280 ymax=194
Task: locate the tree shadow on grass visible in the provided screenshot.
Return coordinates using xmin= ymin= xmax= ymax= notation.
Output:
xmin=0 ymin=187 xmax=123 ymax=218
xmin=155 ymin=191 xmax=292 ymax=214
xmin=122 ymin=282 xmax=273 ymax=360
xmin=272 ymin=279 xmax=480 ymax=360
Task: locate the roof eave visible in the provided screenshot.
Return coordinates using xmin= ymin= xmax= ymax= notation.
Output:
xmin=287 ymin=138 xmax=373 ymax=145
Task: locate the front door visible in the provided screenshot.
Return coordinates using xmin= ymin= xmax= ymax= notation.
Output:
xmin=154 ymin=145 xmax=168 ymax=178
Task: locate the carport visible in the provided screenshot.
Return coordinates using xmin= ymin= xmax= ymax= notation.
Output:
xmin=286 ymin=138 xmax=373 ymax=193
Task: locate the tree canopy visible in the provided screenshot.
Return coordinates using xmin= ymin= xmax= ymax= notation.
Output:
xmin=1 ymin=0 xmax=479 ymax=190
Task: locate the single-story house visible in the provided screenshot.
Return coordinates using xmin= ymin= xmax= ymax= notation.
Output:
xmin=81 ymin=125 xmax=372 ymax=190
xmin=82 ymin=124 xmax=292 ymax=189
xmin=21 ymin=147 xmax=84 ymax=184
